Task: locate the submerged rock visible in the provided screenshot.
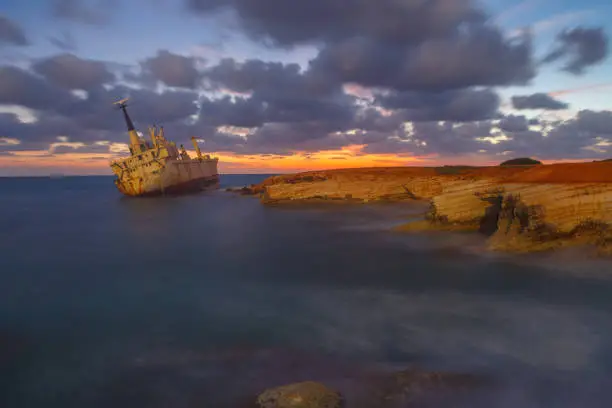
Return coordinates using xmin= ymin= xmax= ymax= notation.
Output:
xmin=91 ymin=347 xmax=492 ymax=408
xmin=256 ymin=381 xmax=343 ymax=408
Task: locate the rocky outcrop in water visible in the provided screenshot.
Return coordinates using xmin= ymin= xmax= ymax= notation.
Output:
xmin=256 ymin=381 xmax=343 ymax=408
xmin=238 ymin=163 xmax=612 ymax=254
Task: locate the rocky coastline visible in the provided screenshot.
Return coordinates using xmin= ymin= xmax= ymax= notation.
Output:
xmin=232 ymin=162 xmax=612 ymax=255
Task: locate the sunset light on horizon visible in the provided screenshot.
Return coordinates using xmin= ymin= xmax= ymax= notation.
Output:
xmin=1 ymin=0 xmax=611 ymax=176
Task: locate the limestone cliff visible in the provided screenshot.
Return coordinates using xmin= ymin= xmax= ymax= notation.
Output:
xmin=427 ymin=181 xmax=612 ymax=253
xmin=244 ymin=163 xmax=612 ymax=254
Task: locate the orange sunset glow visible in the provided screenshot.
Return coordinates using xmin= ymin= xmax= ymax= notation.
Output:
xmin=0 ymin=144 xmax=443 ymax=176
xmin=0 ymin=142 xmax=599 ymax=177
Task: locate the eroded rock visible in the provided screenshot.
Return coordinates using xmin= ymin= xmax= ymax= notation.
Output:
xmin=256 ymin=381 xmax=343 ymax=408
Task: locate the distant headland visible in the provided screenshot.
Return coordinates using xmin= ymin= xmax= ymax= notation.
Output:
xmin=231 ymin=159 xmax=612 ymax=256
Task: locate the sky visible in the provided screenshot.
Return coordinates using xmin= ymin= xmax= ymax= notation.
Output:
xmin=0 ymin=0 xmax=611 ymax=176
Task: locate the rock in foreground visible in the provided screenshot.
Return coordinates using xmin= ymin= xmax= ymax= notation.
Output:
xmin=257 ymin=381 xmax=343 ymax=408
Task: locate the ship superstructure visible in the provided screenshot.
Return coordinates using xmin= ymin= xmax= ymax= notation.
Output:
xmin=110 ymin=98 xmax=219 ymax=196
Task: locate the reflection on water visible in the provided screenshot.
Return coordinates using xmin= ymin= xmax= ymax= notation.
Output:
xmin=1 ymin=175 xmax=611 ymax=407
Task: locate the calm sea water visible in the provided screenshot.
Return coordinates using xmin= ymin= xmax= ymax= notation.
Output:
xmin=1 ymin=175 xmax=612 ymax=407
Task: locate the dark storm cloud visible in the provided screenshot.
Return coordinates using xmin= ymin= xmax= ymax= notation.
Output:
xmin=543 ymin=27 xmax=609 ymax=75
xmin=31 ymin=54 xmax=114 ymax=90
xmin=376 ymin=88 xmax=500 ymax=122
xmin=0 ymin=66 xmax=77 ymax=110
xmin=142 ymin=50 xmax=201 ymax=89
xmin=51 ymin=0 xmax=115 ymax=26
xmin=511 ymin=93 xmax=569 ymax=110
xmin=0 ymin=14 xmax=28 ymax=46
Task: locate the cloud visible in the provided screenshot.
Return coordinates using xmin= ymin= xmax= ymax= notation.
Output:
xmin=511 ymin=93 xmax=569 ymax=110
xmin=51 ymin=0 xmax=115 ymax=26
xmin=189 ymin=0 xmax=535 ymax=92
xmin=376 ymin=88 xmax=500 ymax=122
xmin=494 ymin=0 xmax=540 ymax=24
xmin=200 ymin=57 xmax=358 ymax=130
xmin=362 ymin=120 xmax=495 ymax=155
xmin=31 ymin=53 xmax=114 ymax=90
xmin=51 ymin=142 xmax=111 ymax=154
xmin=141 ymin=50 xmax=201 ymax=88
xmin=2 ymin=1 xmax=610 ymax=165
xmin=0 ymin=66 xmax=77 ymax=111
xmin=188 ymin=0 xmax=481 ymax=46
xmin=0 ymin=14 xmax=28 ymax=46
xmin=0 ymin=112 xmax=79 ymax=152
xmin=574 ymin=109 xmax=612 ymax=134
xmin=0 ymin=81 xmax=201 ymax=152
xmin=498 ymin=115 xmax=529 ymax=132
xmin=204 ymin=57 xmax=341 ymax=98
xmin=55 ymin=85 xmax=201 ymax=132
xmin=199 ymin=96 xmax=266 ymax=128
xmin=308 ymin=29 xmax=534 ymax=92
xmin=48 ymin=31 xmax=77 ymax=51
xmin=489 ymin=110 xmax=612 ymax=159
xmin=525 ymin=10 xmax=595 ymax=36
xmin=543 ymin=27 xmax=609 ymax=74
xmin=358 ymin=110 xmax=612 ymax=160
xmin=548 ymin=82 xmax=612 ymax=97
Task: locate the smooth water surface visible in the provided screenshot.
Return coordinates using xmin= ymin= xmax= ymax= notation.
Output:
xmin=1 ymin=175 xmax=612 ymax=407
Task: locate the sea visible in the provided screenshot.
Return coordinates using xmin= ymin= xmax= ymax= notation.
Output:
xmin=1 ymin=174 xmax=612 ymax=407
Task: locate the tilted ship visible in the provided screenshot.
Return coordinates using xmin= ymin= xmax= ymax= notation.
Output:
xmin=110 ymin=98 xmax=219 ymax=197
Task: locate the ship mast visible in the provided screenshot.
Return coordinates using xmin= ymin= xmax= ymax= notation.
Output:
xmin=114 ymin=98 xmax=145 ymax=155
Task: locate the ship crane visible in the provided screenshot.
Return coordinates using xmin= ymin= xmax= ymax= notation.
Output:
xmin=113 ymin=97 xmax=146 ymax=155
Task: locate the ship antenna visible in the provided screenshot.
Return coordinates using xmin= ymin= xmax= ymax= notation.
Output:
xmin=113 ymin=97 xmax=135 ymax=132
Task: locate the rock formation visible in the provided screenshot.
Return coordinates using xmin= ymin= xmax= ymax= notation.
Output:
xmin=256 ymin=381 xmax=343 ymax=408
xmin=238 ymin=162 xmax=612 ymax=254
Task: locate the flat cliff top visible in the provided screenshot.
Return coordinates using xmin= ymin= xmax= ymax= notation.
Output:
xmin=260 ymin=162 xmax=612 ymax=185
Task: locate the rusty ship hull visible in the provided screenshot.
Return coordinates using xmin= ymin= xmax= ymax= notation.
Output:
xmin=109 ymin=98 xmax=220 ymax=197
xmin=114 ymin=158 xmax=219 ymax=197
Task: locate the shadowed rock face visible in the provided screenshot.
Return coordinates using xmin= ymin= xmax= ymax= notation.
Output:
xmin=89 ymin=348 xmax=492 ymax=408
